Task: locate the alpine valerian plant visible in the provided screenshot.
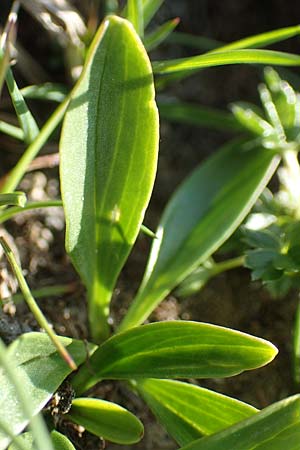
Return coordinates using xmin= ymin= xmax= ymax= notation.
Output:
xmin=1 ymin=1 xmax=300 ymax=449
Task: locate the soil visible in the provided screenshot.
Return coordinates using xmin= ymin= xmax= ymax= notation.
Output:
xmin=1 ymin=1 xmax=300 ymax=449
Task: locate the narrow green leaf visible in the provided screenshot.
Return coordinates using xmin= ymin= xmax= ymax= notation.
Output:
xmin=135 ymin=379 xmax=257 ymax=446
xmin=51 ymin=431 xmax=76 ymax=450
xmin=293 ymin=299 xmax=300 ymax=384
xmin=127 ymin=0 xmax=144 ymax=37
xmin=72 ymin=321 xmax=277 ymax=394
xmin=152 ymin=49 xmax=300 ymax=76
xmin=119 ymin=139 xmax=279 ymax=331
xmin=167 ymin=32 xmax=221 ymax=51
xmin=159 ymin=99 xmax=243 ymax=132
xmin=180 ymin=395 xmax=300 ymax=450
xmin=0 ymin=120 xmax=24 ymax=140
xmin=230 ymin=102 xmax=274 ymax=136
xmin=0 ymin=332 xmax=93 ymax=449
xmin=0 ymin=200 xmax=63 ymax=224
xmin=67 ymin=398 xmax=144 ymax=444
xmin=5 ymin=68 xmax=39 ymax=144
xmin=20 ymin=83 xmax=68 ymax=103
xmin=144 ymin=18 xmax=180 ymax=51
xmin=0 ymin=192 xmax=26 ymax=207
xmin=143 ymin=0 xmax=165 ymax=27
xmin=60 ymin=15 xmax=159 ymax=342
xmin=214 ymin=24 xmax=300 ymax=52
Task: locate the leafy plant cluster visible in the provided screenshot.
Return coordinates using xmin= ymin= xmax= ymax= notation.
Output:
xmin=1 ymin=1 xmax=300 ymax=449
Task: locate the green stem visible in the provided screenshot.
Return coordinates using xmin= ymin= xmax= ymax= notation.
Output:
xmin=0 ymin=236 xmax=77 ymax=370
xmin=0 ymin=94 xmax=71 ymax=194
xmin=0 ymin=200 xmax=62 ymax=223
xmin=211 ymin=255 xmax=245 ymax=276
xmin=0 ymin=120 xmax=24 ymax=140
xmin=0 ymin=192 xmax=26 ymax=207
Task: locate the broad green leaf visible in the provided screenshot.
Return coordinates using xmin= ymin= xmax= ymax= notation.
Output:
xmin=119 ymin=139 xmax=279 ymax=331
xmin=135 ymin=379 xmax=257 ymax=446
xmin=5 ymin=68 xmax=39 ymax=144
xmin=152 ymin=49 xmax=300 ymax=76
xmin=8 ymin=431 xmax=75 ymax=450
xmin=143 ymin=0 xmax=164 ymax=27
xmin=67 ymin=398 xmax=144 ymax=444
xmin=50 ymin=431 xmax=76 ymax=450
xmin=144 ymin=18 xmax=180 ymax=51
xmin=159 ymin=99 xmax=242 ymax=132
xmin=0 ymin=192 xmax=26 ymax=207
xmin=127 ymin=0 xmax=144 ymax=37
xmin=60 ymin=15 xmax=159 ymax=343
xmin=72 ymin=321 xmax=277 ymax=394
xmin=180 ymin=394 xmax=300 ymax=450
xmin=0 ymin=337 xmax=55 ymax=450
xmin=0 ymin=333 xmax=93 ymax=450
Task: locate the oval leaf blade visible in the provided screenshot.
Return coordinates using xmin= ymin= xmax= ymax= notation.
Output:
xmin=120 ymin=140 xmax=279 ymax=331
xmin=67 ymin=398 xmax=144 ymax=445
xmin=180 ymin=395 xmax=300 ymax=450
xmin=135 ymin=379 xmax=258 ymax=446
xmin=60 ymin=15 xmax=159 ymax=342
xmin=0 ymin=332 xmax=92 ymax=450
xmin=72 ymin=321 xmax=277 ymax=393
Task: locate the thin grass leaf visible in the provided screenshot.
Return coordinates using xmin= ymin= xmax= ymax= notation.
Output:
xmin=20 ymin=83 xmax=68 ymax=103
xmin=293 ymin=299 xmax=300 ymax=384
xmin=153 ymin=49 xmax=300 ymax=76
xmin=143 ymin=0 xmax=165 ymax=27
xmin=0 ymin=120 xmax=24 ymax=140
xmin=127 ymin=0 xmax=144 ymax=37
xmin=0 ymin=200 xmax=62 ymax=224
xmin=159 ymin=99 xmax=242 ymax=132
xmin=5 ymin=68 xmax=39 ymax=144
xmin=167 ymin=32 xmax=221 ymax=51
xmin=144 ymin=18 xmax=180 ymax=51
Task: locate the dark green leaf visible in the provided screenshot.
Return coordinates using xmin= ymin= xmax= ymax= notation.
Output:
xmin=180 ymin=395 xmax=300 ymax=450
xmin=119 ymin=140 xmax=279 ymax=331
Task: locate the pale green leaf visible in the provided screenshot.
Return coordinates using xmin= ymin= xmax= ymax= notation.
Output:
xmin=135 ymin=379 xmax=257 ymax=446
xmin=67 ymin=398 xmax=144 ymax=444
xmin=152 ymin=49 xmax=300 ymax=76
xmin=20 ymin=83 xmax=68 ymax=103
xmin=119 ymin=139 xmax=279 ymax=331
xmin=60 ymin=15 xmax=159 ymax=342
xmin=0 ymin=333 xmax=93 ymax=450
xmin=127 ymin=0 xmax=144 ymax=37
xmin=180 ymin=395 xmax=300 ymax=450
xmin=8 ymin=431 xmax=75 ymax=450
xmin=72 ymin=321 xmax=277 ymax=394
xmin=50 ymin=431 xmax=76 ymax=450
xmin=143 ymin=0 xmax=165 ymax=27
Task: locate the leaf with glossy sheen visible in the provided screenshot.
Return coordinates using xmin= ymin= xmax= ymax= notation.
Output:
xmin=135 ymin=379 xmax=258 ymax=446
xmin=0 ymin=333 xmax=92 ymax=450
xmin=152 ymin=49 xmax=300 ymax=75
xmin=67 ymin=398 xmax=144 ymax=444
xmin=180 ymin=395 xmax=300 ymax=450
xmin=119 ymin=139 xmax=279 ymax=331
xmin=60 ymin=15 xmax=159 ymax=342
xmin=72 ymin=321 xmax=277 ymax=393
